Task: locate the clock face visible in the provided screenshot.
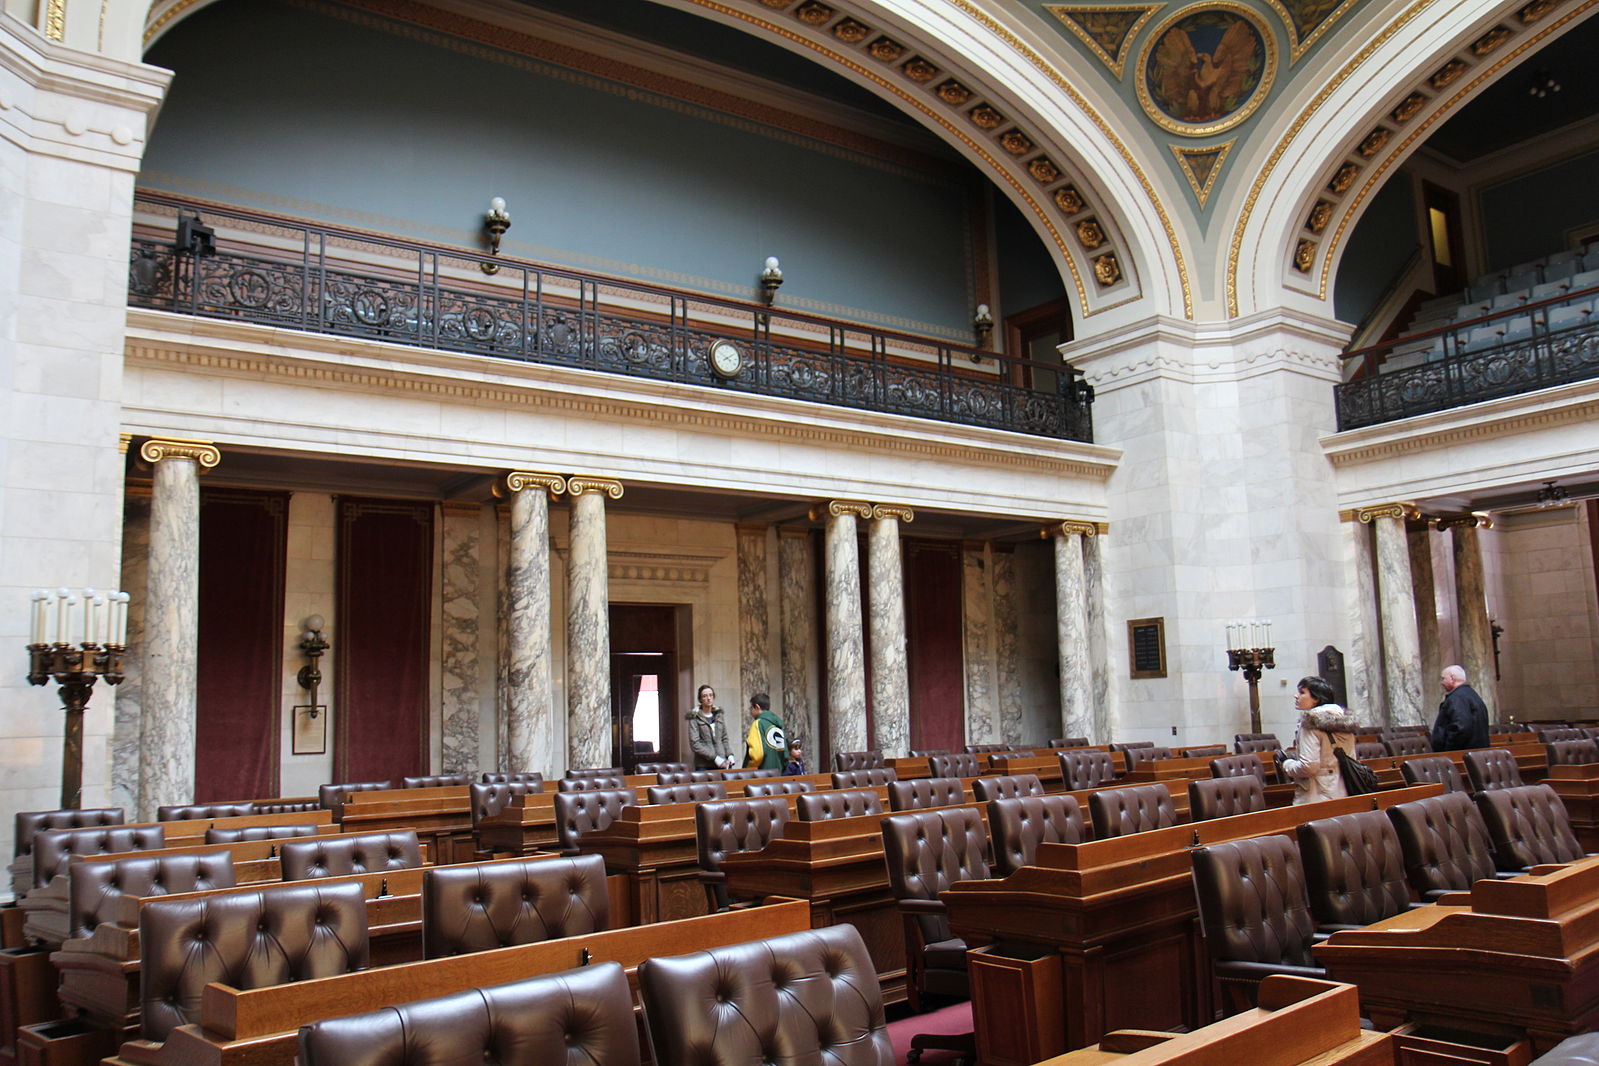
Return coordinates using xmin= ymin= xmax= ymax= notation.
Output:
xmin=709 ymin=339 xmax=743 ymax=378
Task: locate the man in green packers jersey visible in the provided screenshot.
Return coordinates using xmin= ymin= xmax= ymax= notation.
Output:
xmin=743 ymin=692 xmax=788 ymax=771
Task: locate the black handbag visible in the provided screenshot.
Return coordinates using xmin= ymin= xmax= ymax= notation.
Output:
xmin=1335 ymin=745 xmax=1380 ymax=795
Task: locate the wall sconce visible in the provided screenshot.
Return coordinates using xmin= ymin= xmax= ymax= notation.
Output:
xmin=759 ymin=256 xmax=783 ymax=305
xmin=1537 ymin=480 xmax=1569 ymax=508
xmin=297 ymin=614 xmax=329 ymax=717
xmin=175 ymin=211 xmax=216 ymax=258
xmin=973 ymin=303 xmax=994 ymax=355
xmin=482 ymin=197 xmax=512 ymax=274
xmin=1529 ymin=69 xmax=1562 ymax=99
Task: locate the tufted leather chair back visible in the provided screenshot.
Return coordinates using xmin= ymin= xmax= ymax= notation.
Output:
xmin=1125 ymin=746 xmax=1174 ymax=769
xmin=657 ymin=770 xmax=722 ymax=785
xmin=1234 ymin=732 xmax=1280 ymax=746
xmin=1534 ymin=726 xmax=1585 ymax=742
xmin=300 ymin=960 xmax=639 ymax=1066
xmin=1490 ymin=721 xmax=1529 ymax=734
xmin=963 ymin=744 xmax=1011 ymax=754
xmin=695 ymin=797 xmax=790 ymax=911
xmin=157 ymin=802 xmax=256 ymax=821
xmin=721 ymin=769 xmax=781 ymax=781
xmin=983 ymin=752 xmax=1033 ymax=767
xmin=205 ymin=824 xmax=320 ymax=845
xmin=254 ymin=800 xmax=320 ymax=815
xmin=557 ymin=774 xmax=627 ymax=792
xmin=833 ymin=750 xmax=886 ymax=772
xmin=481 ymin=771 xmax=543 ymax=785
xmin=1386 ymin=792 xmax=1497 ymax=899
xmin=887 ymin=777 xmax=965 ymax=812
xmin=831 ymin=767 xmax=898 ymax=790
xmin=1058 ymin=750 xmax=1118 ymax=792
xmin=797 ymin=788 xmax=884 ymax=821
xmin=1235 ymin=738 xmax=1280 ymax=756
xmin=1182 ymin=745 xmax=1228 ymax=759
xmin=908 ymin=749 xmax=950 ymax=758
xmin=402 ymin=773 xmax=470 ymax=789
xmin=422 ymin=854 xmax=608 ymax=957
xmin=1400 ymin=756 xmax=1465 ymax=793
xmin=14 ymin=807 xmax=124 ymax=861
xmin=1088 ymin=784 xmax=1178 ymax=838
xmin=279 ymin=830 xmax=421 ymax=881
xmin=1354 ymin=742 xmax=1389 ymax=761
xmin=1464 ymin=748 xmax=1524 ymax=792
xmin=1354 ymin=725 xmax=1385 ymax=736
xmin=971 ymin=774 xmax=1045 ymax=802
xmin=468 ymin=781 xmax=541 ymax=828
xmin=1383 ymin=735 xmax=1433 ymax=758
xmin=635 ymin=762 xmax=690 ymax=775
xmin=987 ymin=795 xmax=1086 ymax=877
xmin=565 ymin=767 xmax=624 ymax=780
xmin=1296 ymin=810 xmax=1411 ymax=928
xmin=881 ymin=808 xmax=989 ymax=948
xmin=69 ymin=852 xmax=236 ymax=941
xmin=1390 ymin=725 xmax=1426 ymax=736
xmin=928 ymin=753 xmax=980 ymax=780
xmin=1474 ymin=783 xmax=1585 ymax=870
xmin=746 ymin=780 xmax=817 ymax=797
xmin=552 ymin=788 xmax=632 ymax=854
xmin=1548 ymin=739 xmax=1599 ymax=766
xmin=1188 ymin=776 xmax=1265 ymax=821
xmin=140 ymin=879 xmax=369 ymax=1042
xmin=317 ymin=780 xmax=391 ymax=822
xmin=639 ymin=924 xmax=892 ymax=1066
xmin=1190 ymin=835 xmax=1318 ymax=968
xmin=1049 ymin=737 xmax=1090 ymax=748
xmin=1210 ymin=754 xmax=1268 ymax=783
xmin=33 ymin=825 xmax=166 ymax=889
xmin=646 ymin=782 xmax=728 ymax=805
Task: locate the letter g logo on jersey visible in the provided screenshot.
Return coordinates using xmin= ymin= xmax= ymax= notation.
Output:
xmin=765 ymin=725 xmax=786 ymax=750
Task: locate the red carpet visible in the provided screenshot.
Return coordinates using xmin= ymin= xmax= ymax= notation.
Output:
xmin=885 ymin=1000 xmax=974 ymax=1063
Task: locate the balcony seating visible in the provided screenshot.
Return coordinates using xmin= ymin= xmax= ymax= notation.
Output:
xmin=972 ymin=773 xmax=1045 ymax=802
xmin=552 ymin=788 xmax=632 ymax=856
xmin=1399 ymin=756 xmax=1465 ymax=793
xmin=1474 ymin=783 xmax=1585 ymax=871
xmin=988 ymin=795 xmax=1087 ymax=877
xmin=694 ymin=797 xmax=790 ymax=912
xmin=1296 ymin=810 xmax=1411 ymax=931
xmin=831 ymin=767 xmax=898 ymax=790
xmin=279 ymin=830 xmax=422 ymax=880
xmin=1464 ymin=748 xmax=1525 ymax=792
xmin=887 ymin=777 xmax=965 ymax=812
xmin=646 ymin=781 xmax=728 ymax=805
xmin=1088 ymin=784 xmax=1177 ymax=838
xmin=422 ymin=853 xmax=607 ymax=957
xmin=797 ymin=788 xmax=884 ymax=821
xmin=1386 ymin=792 xmax=1498 ymax=901
xmin=1189 ymin=775 xmax=1265 ymax=821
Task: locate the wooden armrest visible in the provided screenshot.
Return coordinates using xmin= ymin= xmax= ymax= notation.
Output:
xmin=898 ymin=898 xmax=946 ymax=916
xmin=1099 ymin=1031 xmax=1177 ymax=1053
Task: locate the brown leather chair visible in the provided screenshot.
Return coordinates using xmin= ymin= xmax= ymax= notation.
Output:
xmin=138 ymin=880 xmax=368 ymax=1043
xmin=1390 ymin=725 xmax=1427 ymax=736
xmin=745 ymin=779 xmax=817 ymax=797
xmin=204 ymin=824 xmax=320 ymax=844
xmin=964 ymin=743 xmax=1011 ymax=754
xmin=1383 ymin=735 xmax=1433 ymax=758
xmin=1489 ymin=721 xmax=1529 ymax=734
xmin=1234 ymin=732 xmax=1280 ymax=746
xmin=928 ymin=752 xmax=981 ymax=779
xmin=1125 ymin=745 xmax=1174 ymax=770
xmin=469 ymin=780 xmax=541 ymax=829
xmin=1474 ymin=783 xmax=1586 ymax=871
xmin=300 ymin=961 xmax=639 ymax=1066
xmin=881 ymin=807 xmax=988 ymax=1062
xmin=565 ymin=766 xmax=624 ymax=779
xmin=557 ymin=774 xmax=627 ymax=792
xmin=1523 ymin=1033 xmax=1599 ymax=1066
xmin=552 ymin=788 xmax=632 ymax=856
xmin=833 ymin=750 xmax=886 ymax=772
xmin=422 ymin=854 xmax=608 ymax=957
xmin=832 ymin=767 xmax=899 ymax=790
xmin=279 ymin=830 xmax=422 ymax=880
xmin=646 ymin=781 xmax=728 ymax=805
xmin=1354 ymin=742 xmax=1389 ymax=761
xmin=657 ymin=769 xmax=722 ymax=785
xmin=639 ymin=924 xmax=892 ymax=1066
xmin=68 ymin=851 xmax=236 ymax=941
xmin=402 ymin=773 xmax=470 ymax=788
xmin=481 ymin=771 xmax=543 ymax=785
xmin=1088 ymin=784 xmax=1177 ymax=838
xmin=1049 ymin=737 xmax=1090 ymax=748
xmin=12 ymin=808 xmax=124 ymax=897
xmin=987 ymin=794 xmax=1086 ymax=877
xmin=972 ymin=773 xmax=1045 ymax=802
xmin=157 ymin=802 xmax=255 ymax=820
xmin=909 ymin=749 xmax=950 ymax=758
xmin=1190 ymin=835 xmax=1324 ymax=1013
xmin=1534 ymin=726 xmax=1585 ymax=742
xmin=1188 ymin=776 xmax=1265 ymax=820
xmin=694 ymin=797 xmax=790 ymax=911
xmin=1235 ymin=738 xmax=1280 ymax=756
xmin=721 ymin=769 xmax=781 ymax=781
xmin=1547 ymin=739 xmax=1599 ymax=766
xmin=317 ymin=780 xmax=391 ymax=822
xmin=1464 ymin=748 xmax=1525 ymax=792
xmin=797 ymin=788 xmax=883 ymax=821
xmin=1295 ymin=810 xmax=1411 ymax=931
xmin=1354 ymin=725 xmax=1386 ymax=736
xmin=253 ymin=800 xmax=320 ymax=814
xmin=32 ymin=825 xmax=166 ymax=890
xmin=634 ymin=761 xmax=690 ymax=775
xmin=1210 ymin=753 xmax=1269 ymax=784
xmin=888 ymin=777 xmax=965 ymax=811
xmin=1386 ymin=792 xmax=1498 ymax=900
xmin=1110 ymin=740 xmax=1155 ymax=766
xmin=1059 ymin=749 xmax=1119 ymax=791
xmin=1182 ymin=744 xmax=1228 ymax=759
xmin=1400 ymin=756 xmax=1465 ymax=793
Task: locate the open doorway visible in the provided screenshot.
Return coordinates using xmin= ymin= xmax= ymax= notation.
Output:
xmin=609 ymin=604 xmax=688 ymax=770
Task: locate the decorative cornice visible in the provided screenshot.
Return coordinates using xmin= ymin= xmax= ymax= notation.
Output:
xmin=440 ymin=501 xmax=482 ymax=518
xmin=870 ymin=503 xmax=914 ymax=522
xmin=566 ymin=476 xmax=624 ymax=499
xmin=1045 ymin=520 xmax=1107 ymax=538
xmin=734 ymin=522 xmax=769 ymax=536
xmin=1355 ymin=502 xmax=1418 ymax=523
xmin=811 ymin=499 xmax=874 ymax=521
xmin=503 ymin=471 xmax=567 ymax=497
xmin=138 ymin=437 xmax=221 ymax=469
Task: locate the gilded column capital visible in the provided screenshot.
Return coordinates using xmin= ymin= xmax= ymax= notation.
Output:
xmin=118 ymin=433 xmax=133 ymax=455
xmin=1043 ymin=520 xmax=1106 ymax=539
xmin=1436 ymin=513 xmax=1492 ymax=531
xmin=870 ymin=504 xmax=914 ymax=523
xmin=138 ymin=437 xmax=220 ymax=469
xmin=809 ymin=500 xmax=873 ymax=521
xmin=1355 ymin=502 xmax=1418 ymax=523
xmin=502 ymin=471 xmax=567 ymax=497
xmin=566 ymin=476 xmax=623 ymax=499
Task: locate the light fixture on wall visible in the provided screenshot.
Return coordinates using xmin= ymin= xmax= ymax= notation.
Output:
xmin=758 ymin=256 xmax=783 ymax=305
xmin=1537 ymin=480 xmax=1569 ymax=508
xmin=1528 ymin=69 xmax=1562 ymax=99
xmin=175 ymin=211 xmax=216 ymax=258
xmin=297 ymin=614 xmax=329 ymax=717
xmin=482 ymin=197 xmax=512 ymax=274
xmin=973 ymin=304 xmax=994 ymax=354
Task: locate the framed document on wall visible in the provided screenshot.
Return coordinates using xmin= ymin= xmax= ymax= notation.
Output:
xmin=292 ymin=705 xmax=327 ymax=755
xmin=1127 ymin=617 xmax=1167 ymax=679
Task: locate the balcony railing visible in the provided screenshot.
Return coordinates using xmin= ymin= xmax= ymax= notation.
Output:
xmin=127 ymin=194 xmax=1092 ymax=442
xmin=1335 ymin=286 xmax=1599 ymax=430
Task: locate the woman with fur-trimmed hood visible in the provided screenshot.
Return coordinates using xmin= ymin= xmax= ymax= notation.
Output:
xmin=1279 ymin=675 xmax=1358 ymax=805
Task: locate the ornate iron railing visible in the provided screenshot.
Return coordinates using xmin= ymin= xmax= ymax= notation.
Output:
xmin=1336 ymin=287 xmax=1599 ymax=430
xmin=127 ymin=195 xmax=1092 ymax=442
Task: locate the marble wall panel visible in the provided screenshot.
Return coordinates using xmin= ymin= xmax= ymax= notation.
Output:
xmin=439 ymin=505 xmax=481 ymax=774
xmin=962 ymin=543 xmax=997 ymax=745
xmin=993 ymin=548 xmax=1023 ymax=747
xmin=779 ymin=530 xmax=818 ymax=754
xmin=737 ymin=525 xmax=770 ymax=701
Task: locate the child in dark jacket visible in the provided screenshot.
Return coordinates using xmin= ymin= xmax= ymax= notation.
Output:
xmin=783 ymin=740 xmax=807 ymax=777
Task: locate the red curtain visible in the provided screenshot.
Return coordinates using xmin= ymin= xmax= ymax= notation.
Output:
xmin=195 ymin=489 xmax=288 ymax=802
xmin=905 ymin=540 xmax=964 ymax=752
xmin=334 ymin=498 xmax=432 ymax=785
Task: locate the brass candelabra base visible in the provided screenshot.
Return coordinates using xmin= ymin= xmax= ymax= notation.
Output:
xmin=27 ymin=642 xmax=125 ymax=809
xmin=1226 ymin=646 xmax=1276 ymax=736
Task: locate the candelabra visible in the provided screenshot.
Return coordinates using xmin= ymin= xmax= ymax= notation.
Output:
xmin=26 ymin=588 xmax=129 ymax=809
xmin=1225 ymin=619 xmax=1275 ymax=736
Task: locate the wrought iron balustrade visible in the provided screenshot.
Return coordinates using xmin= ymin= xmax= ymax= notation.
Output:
xmin=1335 ymin=287 xmax=1599 ymax=430
xmin=127 ymin=195 xmax=1092 ymax=442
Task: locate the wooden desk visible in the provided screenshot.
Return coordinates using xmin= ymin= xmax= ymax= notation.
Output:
xmin=339 ymin=787 xmax=475 ymax=864
xmin=942 ymin=784 xmax=1440 ymax=1061
xmin=1364 ymin=745 xmax=1550 ymax=791
xmin=579 ymin=800 xmax=705 ymax=924
xmin=1544 ymin=763 xmax=1599 ymax=849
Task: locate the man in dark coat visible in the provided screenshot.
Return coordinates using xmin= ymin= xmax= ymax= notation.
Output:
xmin=1430 ymin=664 xmax=1489 ymax=752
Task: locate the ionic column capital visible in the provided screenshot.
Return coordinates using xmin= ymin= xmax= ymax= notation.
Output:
xmin=1043 ymin=520 xmax=1106 ymax=539
xmin=1436 ymin=513 xmax=1493 ymax=532
xmin=502 ymin=471 xmax=567 ymax=497
xmin=138 ymin=437 xmax=220 ymax=469
xmin=810 ymin=499 xmax=873 ymax=521
xmin=1355 ymin=502 xmax=1419 ymax=523
xmin=566 ymin=476 xmax=624 ymax=499
xmin=870 ymin=504 xmax=914 ymax=523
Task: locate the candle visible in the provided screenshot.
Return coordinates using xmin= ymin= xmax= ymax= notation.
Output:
xmin=91 ymin=594 xmax=108 ymax=645
xmin=56 ymin=588 xmax=74 ymax=645
xmin=30 ymin=590 xmax=47 ymax=644
xmin=1263 ymin=619 xmax=1272 ymax=648
xmin=115 ymin=591 xmax=130 ymax=646
xmin=83 ymin=588 xmax=97 ymax=645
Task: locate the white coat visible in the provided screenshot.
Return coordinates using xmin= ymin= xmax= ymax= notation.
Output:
xmin=1280 ymin=705 xmax=1358 ymax=805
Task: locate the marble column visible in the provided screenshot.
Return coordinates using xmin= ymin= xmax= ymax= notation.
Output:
xmin=440 ymin=504 xmax=483 ymax=775
xmin=136 ymin=439 xmax=219 ymax=817
xmin=1053 ymin=524 xmax=1094 ymax=742
xmin=1447 ymin=517 xmax=1499 ymax=718
xmin=992 ymin=546 xmax=1024 ymax=747
xmin=962 ymin=542 xmax=998 ymax=744
xmin=1362 ymin=504 xmax=1424 ymax=726
xmin=1347 ymin=519 xmax=1388 ymax=725
xmin=736 ymin=525 xmax=770 ymax=702
xmin=1407 ymin=523 xmax=1441 ymax=712
xmin=565 ymin=477 xmax=622 ymax=772
xmin=778 ymin=529 xmax=817 ymax=751
xmin=1083 ymin=532 xmax=1113 ymax=743
xmin=505 ymin=473 xmax=565 ymax=776
xmin=868 ymin=506 xmax=912 ymax=757
xmin=820 ymin=501 xmax=871 ymax=757
xmin=112 ymin=492 xmax=151 ymax=814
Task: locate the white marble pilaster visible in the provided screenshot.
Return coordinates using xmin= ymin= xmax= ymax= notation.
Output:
xmin=1054 ymin=526 xmax=1093 ymax=742
xmin=821 ymin=501 xmax=870 ymax=756
xmin=112 ymin=493 xmax=150 ymax=814
xmin=868 ymin=506 xmax=912 ymax=758
xmin=1366 ymin=506 xmax=1424 ymax=726
xmin=737 ymin=524 xmax=770 ymax=701
xmin=565 ymin=478 xmax=621 ymax=772
xmin=1407 ymin=524 xmax=1441 ymax=713
xmin=1448 ymin=519 xmax=1499 ymax=718
xmin=1082 ymin=532 xmax=1113 ymax=743
xmin=506 ymin=473 xmax=565 ymax=777
xmin=778 ymin=529 xmax=817 ymax=751
xmin=137 ymin=439 xmax=217 ymax=816
xmin=992 ymin=546 xmax=1023 ymax=747
xmin=494 ymin=507 xmax=511 ymax=770
xmin=962 ymin=542 xmax=998 ymax=745
xmin=1346 ymin=518 xmax=1386 ymax=725
xmin=440 ymin=503 xmax=482 ymax=775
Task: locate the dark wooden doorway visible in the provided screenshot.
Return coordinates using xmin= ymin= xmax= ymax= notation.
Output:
xmin=609 ymin=604 xmax=686 ymax=770
xmin=1005 ymin=297 xmax=1074 ymax=392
